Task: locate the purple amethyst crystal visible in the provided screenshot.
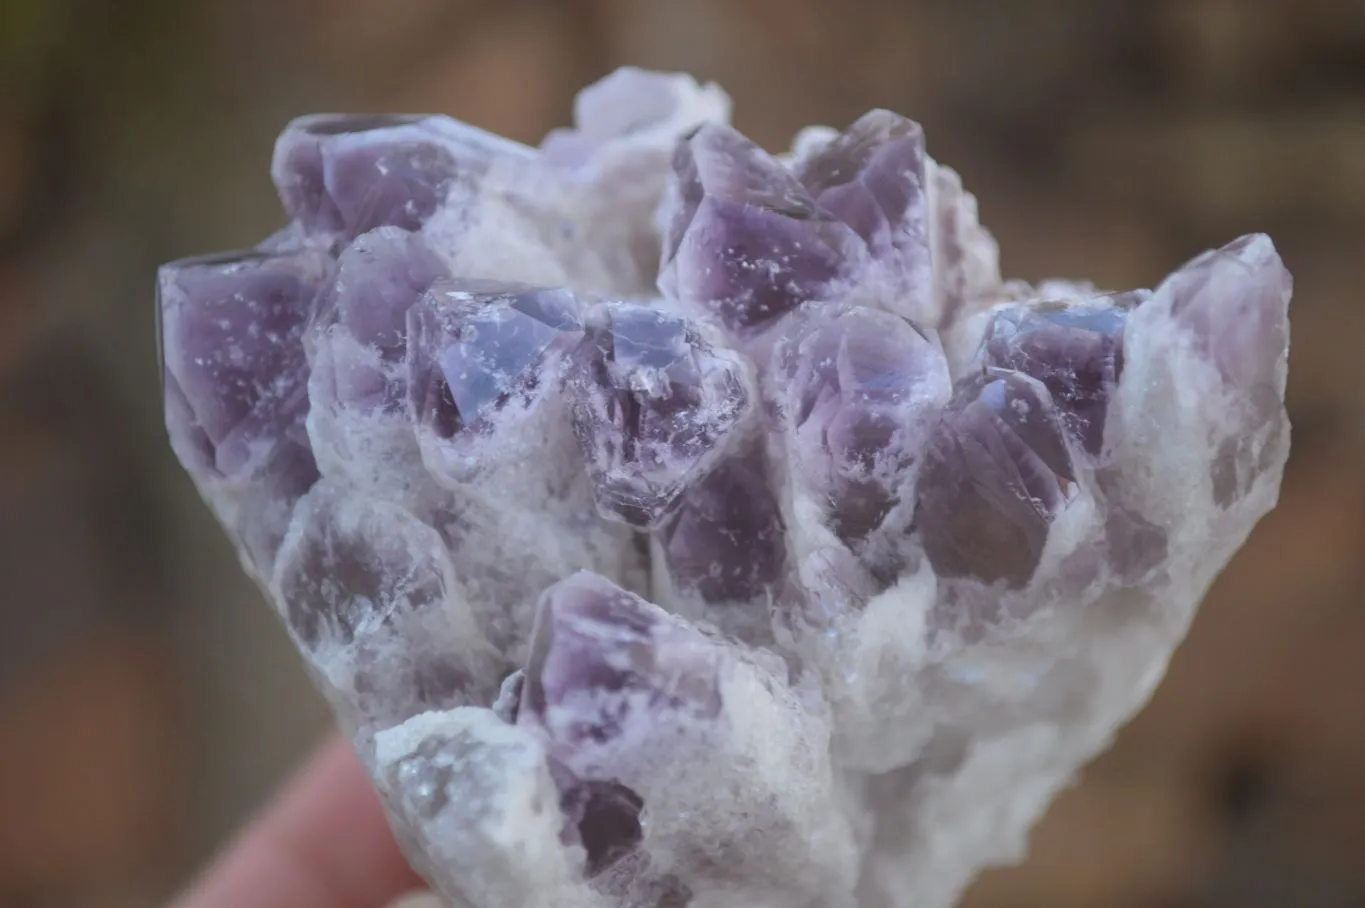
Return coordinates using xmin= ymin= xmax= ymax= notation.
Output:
xmin=916 ymin=370 xmax=1076 ymax=587
xmin=159 ymin=247 xmax=326 ymax=475
xmin=158 ymin=246 xmax=328 ymax=571
xmin=659 ymin=123 xmax=865 ymax=334
xmin=979 ymin=292 xmax=1142 ymax=457
xmin=1166 ymin=233 xmax=1291 ymax=394
xmin=770 ymin=303 xmax=950 ymax=548
xmin=567 ymin=302 xmax=752 ymax=529
xmin=796 ymin=110 xmax=931 ymax=315
xmin=313 ymin=227 xmax=451 ymax=361
xmin=159 ymin=68 xmax=1293 ymax=908
xmin=521 ymin=571 xmax=722 ymax=747
xmin=658 ymin=445 xmax=786 ymax=605
xmin=406 ymin=281 xmax=582 ymax=446
xmin=272 ymin=113 xmax=528 ymax=242
xmin=1162 ymin=234 xmax=1292 ymax=507
xmin=518 ymin=572 xmax=721 ymax=873
xmin=305 ymin=228 xmax=452 ymax=422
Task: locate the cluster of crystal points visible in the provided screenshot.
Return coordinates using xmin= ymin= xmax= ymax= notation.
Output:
xmin=159 ymin=69 xmax=1292 ymax=908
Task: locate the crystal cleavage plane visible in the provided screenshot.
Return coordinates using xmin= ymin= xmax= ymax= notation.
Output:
xmin=158 ymin=68 xmax=1292 ymax=908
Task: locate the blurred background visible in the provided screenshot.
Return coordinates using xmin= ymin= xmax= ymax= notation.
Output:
xmin=1 ymin=0 xmax=1363 ymax=905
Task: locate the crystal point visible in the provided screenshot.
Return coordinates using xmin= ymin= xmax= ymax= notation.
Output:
xmin=522 ymin=571 xmax=722 ymax=749
xmin=405 ymin=281 xmax=582 ymax=477
xmin=567 ymin=302 xmax=752 ymax=528
xmin=1166 ymin=233 xmax=1291 ymax=394
xmin=770 ymin=302 xmax=950 ymax=555
xmin=980 ymin=292 xmax=1141 ymax=456
xmin=659 ymin=123 xmax=864 ymax=334
xmin=158 ymin=245 xmax=328 ymax=573
xmin=659 ymin=445 xmax=786 ymax=606
xmin=273 ymin=113 xmax=527 ymax=241
xmin=797 ymin=110 xmax=933 ymax=321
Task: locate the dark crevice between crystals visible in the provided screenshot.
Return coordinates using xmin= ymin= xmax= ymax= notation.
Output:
xmin=428 ymin=376 xmax=464 ymax=439
xmin=576 ymin=780 xmax=646 ymax=877
xmin=550 ymin=758 xmax=647 ymax=878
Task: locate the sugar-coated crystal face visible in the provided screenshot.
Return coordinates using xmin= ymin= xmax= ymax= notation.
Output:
xmin=159 ymin=67 xmax=1292 ymax=908
xmin=567 ymin=302 xmax=752 ymax=529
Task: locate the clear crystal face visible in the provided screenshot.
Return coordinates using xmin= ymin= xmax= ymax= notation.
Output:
xmin=406 ymin=281 xmax=583 ymax=442
xmin=978 ymin=292 xmax=1143 ymax=457
xmin=159 ymin=68 xmax=1292 ymax=908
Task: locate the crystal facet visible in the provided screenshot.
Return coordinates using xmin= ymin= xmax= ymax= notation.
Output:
xmin=769 ymin=303 xmax=950 ymax=557
xmin=567 ymin=302 xmax=752 ymax=529
xmin=659 ymin=123 xmax=865 ymax=334
xmin=978 ymin=292 xmax=1142 ymax=457
xmin=917 ymin=370 xmax=1076 ymax=588
xmin=160 ymin=68 xmax=1293 ymax=908
xmin=405 ymin=280 xmax=582 ymax=481
xmin=657 ymin=443 xmax=786 ymax=607
xmin=796 ymin=110 xmax=933 ymax=322
xmin=273 ymin=114 xmax=528 ymax=241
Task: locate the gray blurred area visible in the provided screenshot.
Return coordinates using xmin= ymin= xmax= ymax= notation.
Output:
xmin=1 ymin=1 xmax=1363 ymax=905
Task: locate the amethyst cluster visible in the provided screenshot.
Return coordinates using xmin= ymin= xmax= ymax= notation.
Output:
xmin=159 ymin=69 xmax=1292 ymax=908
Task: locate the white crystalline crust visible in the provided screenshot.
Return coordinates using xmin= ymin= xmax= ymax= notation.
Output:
xmin=179 ymin=70 xmax=1291 ymax=908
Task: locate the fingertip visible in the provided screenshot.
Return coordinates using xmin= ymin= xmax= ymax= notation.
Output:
xmin=172 ymin=734 xmax=425 ymax=908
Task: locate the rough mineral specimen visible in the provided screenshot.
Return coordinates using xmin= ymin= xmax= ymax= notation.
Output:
xmin=159 ymin=68 xmax=1293 ymax=908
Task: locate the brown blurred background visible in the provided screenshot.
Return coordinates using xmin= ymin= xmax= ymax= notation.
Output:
xmin=1 ymin=0 xmax=1363 ymax=905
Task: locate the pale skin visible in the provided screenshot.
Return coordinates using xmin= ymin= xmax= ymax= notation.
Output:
xmin=171 ymin=734 xmax=433 ymax=908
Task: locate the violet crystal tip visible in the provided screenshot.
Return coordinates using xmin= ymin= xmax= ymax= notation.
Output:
xmin=159 ymin=66 xmax=1292 ymax=908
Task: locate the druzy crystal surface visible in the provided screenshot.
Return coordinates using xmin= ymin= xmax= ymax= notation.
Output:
xmin=159 ymin=68 xmax=1293 ymax=908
